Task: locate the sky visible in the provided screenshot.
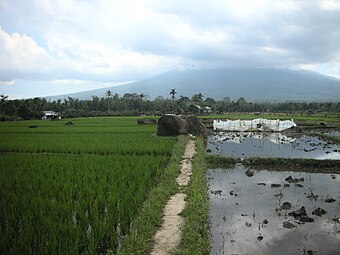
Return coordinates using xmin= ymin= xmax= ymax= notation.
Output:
xmin=0 ymin=0 xmax=340 ymax=99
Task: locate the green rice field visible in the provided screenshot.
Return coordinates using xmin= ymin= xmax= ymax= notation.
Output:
xmin=0 ymin=117 xmax=176 ymax=254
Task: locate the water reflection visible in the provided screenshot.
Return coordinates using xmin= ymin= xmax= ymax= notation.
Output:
xmin=207 ymin=165 xmax=340 ymax=255
xmin=207 ymin=132 xmax=340 ymax=159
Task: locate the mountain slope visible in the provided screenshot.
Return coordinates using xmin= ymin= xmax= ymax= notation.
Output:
xmin=47 ymin=68 xmax=340 ymax=101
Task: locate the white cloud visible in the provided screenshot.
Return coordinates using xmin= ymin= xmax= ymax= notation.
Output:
xmin=0 ymin=26 xmax=52 ymax=73
xmin=0 ymin=80 xmax=15 ymax=85
xmin=0 ymin=0 xmax=340 ymax=94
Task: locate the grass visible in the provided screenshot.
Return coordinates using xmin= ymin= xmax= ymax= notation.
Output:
xmin=243 ymin=157 xmax=340 ymax=172
xmin=314 ymin=133 xmax=340 ymax=144
xmin=0 ymin=117 xmax=176 ymax=255
xmin=205 ymin=154 xmax=236 ymax=168
xmin=174 ymin=138 xmax=210 ymax=255
xmin=119 ymin=135 xmax=188 ymax=255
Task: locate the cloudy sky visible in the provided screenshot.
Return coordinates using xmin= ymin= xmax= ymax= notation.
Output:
xmin=1 ymin=0 xmax=340 ymax=98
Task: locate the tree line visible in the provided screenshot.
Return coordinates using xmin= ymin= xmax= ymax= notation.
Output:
xmin=1 ymin=90 xmax=339 ymax=121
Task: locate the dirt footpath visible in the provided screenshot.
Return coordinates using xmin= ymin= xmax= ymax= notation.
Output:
xmin=150 ymin=140 xmax=196 ymax=255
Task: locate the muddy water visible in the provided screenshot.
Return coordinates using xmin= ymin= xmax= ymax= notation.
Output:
xmin=325 ymin=130 xmax=340 ymax=138
xmin=207 ymin=132 xmax=340 ymax=159
xmin=207 ymin=165 xmax=340 ymax=255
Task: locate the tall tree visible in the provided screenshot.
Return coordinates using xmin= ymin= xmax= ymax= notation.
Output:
xmin=105 ymin=90 xmax=113 ymax=112
xmin=169 ymin=88 xmax=177 ymax=100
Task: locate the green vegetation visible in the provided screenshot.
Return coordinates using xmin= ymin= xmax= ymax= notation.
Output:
xmin=0 ymin=117 xmax=176 ymax=254
xmin=175 ymin=138 xmax=210 ymax=255
xmin=243 ymin=157 xmax=340 ymax=172
xmin=205 ymin=154 xmax=236 ymax=168
xmin=119 ymin=136 xmax=188 ymax=255
xmin=1 ymin=92 xmax=339 ymax=120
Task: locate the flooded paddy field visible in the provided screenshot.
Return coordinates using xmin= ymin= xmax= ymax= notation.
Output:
xmin=323 ymin=130 xmax=340 ymax=138
xmin=207 ymin=132 xmax=340 ymax=159
xmin=207 ymin=165 xmax=340 ymax=255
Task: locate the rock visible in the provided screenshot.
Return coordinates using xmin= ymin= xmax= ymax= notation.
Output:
xmin=281 ymin=202 xmax=292 ymax=210
xmin=325 ymin=198 xmax=336 ymax=203
xmin=257 ymin=182 xmax=266 ymax=186
xmin=284 ymin=184 xmax=290 ymax=187
xmin=211 ymin=190 xmax=222 ymax=195
xmin=307 ymin=192 xmax=318 ymax=201
xmin=312 ymin=207 xmax=326 ymax=217
xmin=245 ymin=170 xmax=254 ymax=177
xmin=295 ymin=184 xmax=304 ymax=188
xmin=299 ymin=216 xmax=314 ymax=222
xmin=245 ymin=222 xmax=252 ymax=227
xmin=288 ymin=206 xmax=307 ymax=218
xmin=263 ymin=219 xmax=268 ymax=224
xmin=285 ymin=175 xmax=304 ymax=183
xmin=241 ymin=214 xmax=248 ymax=216
xmin=257 ymin=235 xmax=263 ymax=241
xmin=285 ymin=175 xmax=293 ymax=183
xmin=157 ymin=115 xmax=207 ymax=137
xmin=283 ymin=221 xmax=296 ymax=229
xmin=206 ymin=149 xmax=212 ymax=153
xmin=137 ymin=118 xmax=157 ymax=125
xmin=271 ymin=184 xmax=281 ymax=188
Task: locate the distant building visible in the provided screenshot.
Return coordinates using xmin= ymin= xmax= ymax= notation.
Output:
xmin=42 ymin=111 xmax=61 ymax=120
xmin=196 ymin=105 xmax=212 ymax=115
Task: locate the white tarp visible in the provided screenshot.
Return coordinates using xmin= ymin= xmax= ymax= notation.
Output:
xmin=213 ymin=118 xmax=297 ymax=132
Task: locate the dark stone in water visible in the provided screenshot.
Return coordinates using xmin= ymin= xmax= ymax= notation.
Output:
xmin=245 ymin=222 xmax=252 ymax=227
xmin=281 ymin=202 xmax=292 ymax=210
xmin=271 ymin=184 xmax=281 ymax=188
xmin=325 ymin=198 xmax=336 ymax=203
xmin=257 ymin=182 xmax=266 ymax=186
xmin=245 ymin=170 xmax=254 ymax=177
xmin=284 ymin=184 xmax=290 ymax=187
xmin=257 ymin=235 xmax=263 ymax=241
xmin=285 ymin=175 xmax=304 ymax=183
xmin=295 ymin=184 xmax=304 ymax=188
xmin=312 ymin=207 xmax=326 ymax=217
xmin=299 ymin=216 xmax=314 ymax=223
xmin=206 ymin=149 xmax=212 ymax=153
xmin=288 ymin=206 xmax=307 ymax=218
xmin=307 ymin=192 xmax=318 ymax=201
xmin=263 ymin=219 xmax=268 ymax=224
xmin=211 ymin=190 xmax=222 ymax=195
xmin=283 ymin=221 xmax=296 ymax=229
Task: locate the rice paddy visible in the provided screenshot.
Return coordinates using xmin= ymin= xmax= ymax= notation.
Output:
xmin=0 ymin=117 xmax=176 ymax=254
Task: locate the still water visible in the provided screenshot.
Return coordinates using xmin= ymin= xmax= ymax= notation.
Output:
xmin=207 ymin=165 xmax=340 ymax=255
xmin=207 ymin=132 xmax=340 ymax=159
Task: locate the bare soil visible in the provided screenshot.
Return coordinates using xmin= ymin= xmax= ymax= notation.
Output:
xmin=150 ymin=139 xmax=196 ymax=255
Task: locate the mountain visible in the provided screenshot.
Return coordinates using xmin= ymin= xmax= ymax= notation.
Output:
xmin=46 ymin=68 xmax=340 ymax=101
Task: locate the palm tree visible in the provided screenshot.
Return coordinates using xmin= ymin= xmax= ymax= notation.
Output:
xmin=169 ymin=88 xmax=177 ymax=100
xmin=105 ymin=90 xmax=113 ymax=112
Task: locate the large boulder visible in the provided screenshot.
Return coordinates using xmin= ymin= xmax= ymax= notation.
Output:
xmin=157 ymin=115 xmax=208 ymax=137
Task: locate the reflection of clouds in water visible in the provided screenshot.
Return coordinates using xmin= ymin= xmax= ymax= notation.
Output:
xmin=213 ymin=132 xmax=296 ymax=145
xmin=207 ymin=166 xmax=340 ymax=255
xmin=208 ymin=132 xmax=340 ymax=159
